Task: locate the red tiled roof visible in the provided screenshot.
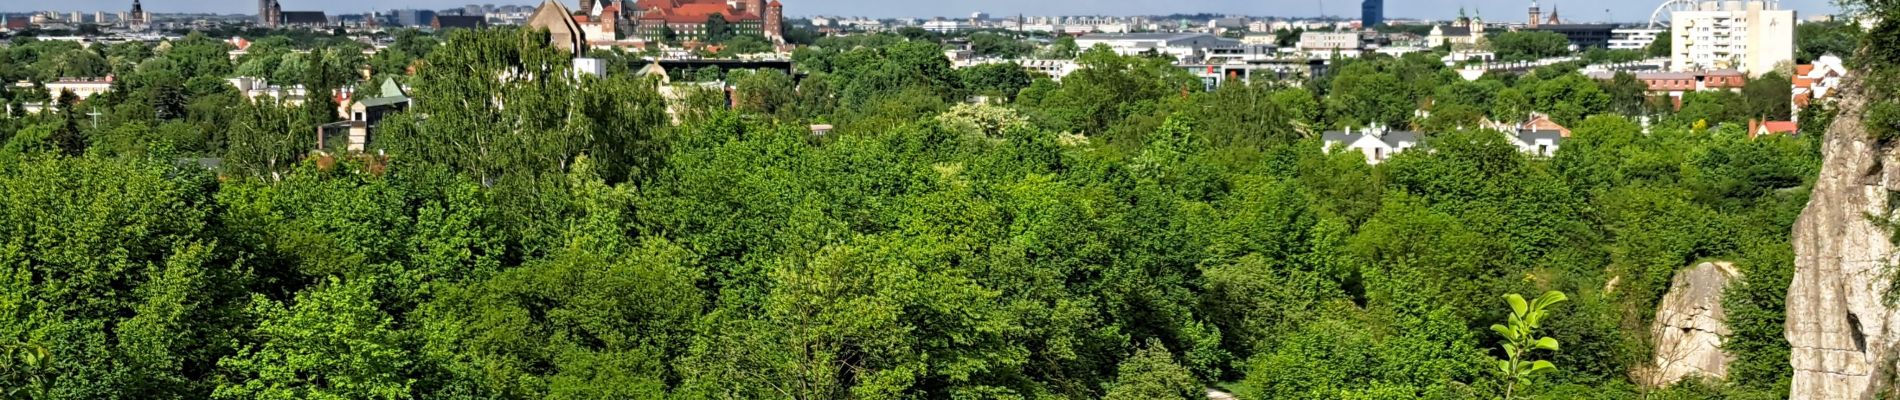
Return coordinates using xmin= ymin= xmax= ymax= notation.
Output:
xmin=1763 ymin=121 xmax=1798 ymax=134
xmin=1795 ymin=64 xmax=1815 ymax=76
xmin=1525 ymin=114 xmax=1572 ymax=137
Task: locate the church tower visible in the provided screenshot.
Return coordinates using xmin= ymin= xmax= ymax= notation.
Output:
xmin=129 ymin=0 xmax=146 ymax=25
xmin=1528 ymin=1 xmax=1541 ymax=28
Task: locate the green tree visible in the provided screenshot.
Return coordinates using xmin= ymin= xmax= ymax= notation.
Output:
xmin=1490 ymin=31 xmax=1573 ymax=61
xmin=1796 ymin=20 xmax=1860 ymax=63
xmin=1104 ymin=340 xmax=1203 ymax=400
xmin=959 ymin=62 xmax=1035 ymax=100
xmin=1646 ymin=34 xmax=1672 ymax=58
xmin=213 ymin=278 xmax=413 ymax=400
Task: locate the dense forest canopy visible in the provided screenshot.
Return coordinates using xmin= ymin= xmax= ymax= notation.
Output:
xmin=0 ymin=9 xmax=1879 ymax=399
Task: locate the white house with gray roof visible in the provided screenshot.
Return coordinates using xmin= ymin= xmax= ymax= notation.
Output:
xmin=1321 ymin=124 xmax=1421 ymax=165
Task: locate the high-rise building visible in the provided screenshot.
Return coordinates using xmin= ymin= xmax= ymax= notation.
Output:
xmin=1670 ymin=0 xmax=1794 ymax=76
xmin=1361 ymin=0 xmax=1383 ymax=27
xmin=259 ymin=0 xmax=273 ymax=25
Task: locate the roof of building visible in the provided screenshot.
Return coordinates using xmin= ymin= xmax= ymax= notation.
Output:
xmin=1522 ymin=113 xmax=1571 ymax=137
xmin=281 ymin=11 xmax=329 ymax=25
xmin=1761 ymin=121 xmax=1798 ymax=134
xmin=355 ymin=78 xmax=410 ymax=108
xmin=1433 ymin=26 xmax=1472 ymax=36
xmin=1634 ymin=72 xmax=1699 ymax=80
xmin=1321 ymin=130 xmax=1421 ymax=148
xmin=1518 ymin=130 xmax=1565 ymax=143
xmin=528 ymin=0 xmax=586 ymax=55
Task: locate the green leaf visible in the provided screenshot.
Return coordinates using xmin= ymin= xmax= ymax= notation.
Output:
xmin=1535 ymin=291 xmax=1569 ymax=309
xmin=1529 ymin=360 xmax=1556 ymax=374
xmin=1535 ymin=337 xmax=1559 ymax=351
xmin=1505 ymin=293 xmax=1529 ymax=317
xmin=1490 ymin=324 xmax=1512 ymax=339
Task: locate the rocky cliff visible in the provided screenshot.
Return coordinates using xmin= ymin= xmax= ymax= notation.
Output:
xmin=1788 ymin=78 xmax=1900 ymax=400
xmin=1649 ymin=262 xmax=1739 ymax=387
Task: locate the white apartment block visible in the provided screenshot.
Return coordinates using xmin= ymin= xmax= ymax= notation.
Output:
xmin=1076 ymin=33 xmax=1225 ymax=60
xmin=922 ymin=20 xmax=973 ymax=33
xmin=1298 ymin=32 xmax=1360 ymax=51
xmin=1670 ymin=0 xmax=1795 ymax=76
xmin=1609 ymin=28 xmax=1663 ymax=51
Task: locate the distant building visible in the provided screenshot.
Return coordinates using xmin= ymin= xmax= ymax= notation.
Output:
xmin=1298 ymin=32 xmax=1361 ymax=52
xmin=1587 ymin=69 xmax=1745 ymax=109
xmin=258 ymin=0 xmax=274 ymax=25
xmin=1523 ymin=24 xmax=1618 ymax=49
xmin=1670 ymin=0 xmax=1795 ymax=76
xmin=1240 ymin=33 xmax=1277 ymax=45
xmin=325 ymin=78 xmax=410 ymax=153
xmin=1748 ymin=119 xmax=1799 ymax=137
xmin=1427 ymin=14 xmax=1485 ymax=47
xmin=922 ymin=19 xmax=972 ymax=33
xmin=1362 ymin=0 xmax=1384 ymax=27
xmin=22 ymin=78 xmax=114 ymax=100
xmin=1793 ymin=54 xmax=1848 ymax=112
xmin=280 ymin=12 xmax=330 ymax=28
xmin=1528 ymin=1 xmax=1543 ymax=28
xmin=576 ymin=2 xmax=623 ymax=44
xmin=1497 ymin=113 xmax=1570 ymax=157
xmin=528 ymin=0 xmax=586 ymax=55
xmin=433 ymin=15 xmax=486 ymax=30
xmin=628 ymin=0 xmax=785 ymax=43
xmin=126 ymin=0 xmax=147 ymax=26
xmin=1322 ymin=124 xmax=1419 ymax=165
xmin=1609 ymin=28 xmax=1664 ymax=51
xmin=1075 ymin=33 xmax=1226 ymax=60
xmin=229 ymin=76 xmax=314 ymax=106
xmin=393 ymin=9 xmax=436 ymax=27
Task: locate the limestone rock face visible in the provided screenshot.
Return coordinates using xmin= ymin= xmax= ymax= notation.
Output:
xmin=1649 ymin=262 xmax=1740 ymax=387
xmin=1788 ymin=79 xmax=1900 ymax=400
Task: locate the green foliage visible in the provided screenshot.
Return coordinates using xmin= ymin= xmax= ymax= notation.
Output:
xmin=1489 ymin=31 xmax=1574 ymax=61
xmin=213 ymin=278 xmax=413 ymax=400
xmin=0 ymin=23 xmax=1834 ymax=400
xmin=1104 ymin=340 xmax=1203 ymax=400
xmin=1797 ymin=20 xmax=1861 ymax=64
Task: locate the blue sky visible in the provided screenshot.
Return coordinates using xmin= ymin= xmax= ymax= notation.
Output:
xmin=2 ymin=0 xmax=1842 ymax=23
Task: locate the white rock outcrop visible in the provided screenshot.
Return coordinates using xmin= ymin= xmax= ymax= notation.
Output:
xmin=1788 ymin=78 xmax=1900 ymax=400
xmin=1649 ymin=262 xmax=1740 ymax=387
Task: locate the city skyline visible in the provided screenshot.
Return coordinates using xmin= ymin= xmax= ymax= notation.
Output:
xmin=0 ymin=0 xmax=1843 ymax=22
